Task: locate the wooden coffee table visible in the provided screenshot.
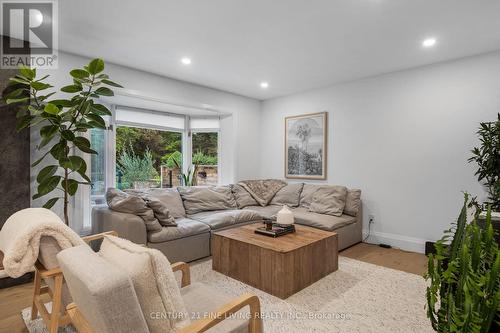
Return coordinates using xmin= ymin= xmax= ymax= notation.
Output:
xmin=212 ymin=223 xmax=338 ymax=299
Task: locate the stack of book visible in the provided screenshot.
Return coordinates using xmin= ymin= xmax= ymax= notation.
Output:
xmin=255 ymin=223 xmax=296 ymax=238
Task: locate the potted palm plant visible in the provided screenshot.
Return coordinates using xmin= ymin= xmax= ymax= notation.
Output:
xmin=469 ymin=113 xmax=500 ymax=243
xmin=468 ymin=113 xmax=500 ymax=211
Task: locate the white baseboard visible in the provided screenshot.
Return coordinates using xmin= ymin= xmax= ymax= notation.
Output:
xmin=362 ymin=229 xmax=427 ymax=254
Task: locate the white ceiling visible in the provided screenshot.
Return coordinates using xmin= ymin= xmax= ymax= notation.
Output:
xmin=57 ymin=0 xmax=500 ymax=100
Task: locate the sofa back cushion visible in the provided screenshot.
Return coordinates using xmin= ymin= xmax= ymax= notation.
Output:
xmin=106 ymin=188 xmax=162 ymax=232
xmin=300 ymin=184 xmax=324 ymax=208
xmin=178 ymin=186 xmax=237 ymax=215
xmin=231 ymin=184 xmax=258 ymax=208
xmin=270 ymin=183 xmax=304 ymax=207
xmin=99 ymin=236 xmax=190 ymax=333
xmin=146 ymin=188 xmax=187 ymax=218
xmin=300 ymin=184 xmax=347 ymax=207
xmin=344 ymin=189 xmax=362 ymax=217
xmin=308 ymin=186 xmax=348 ymax=216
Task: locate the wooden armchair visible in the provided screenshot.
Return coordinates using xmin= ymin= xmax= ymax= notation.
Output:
xmin=31 ymin=231 xmax=117 ymax=333
xmin=60 ymin=253 xmax=262 ymax=333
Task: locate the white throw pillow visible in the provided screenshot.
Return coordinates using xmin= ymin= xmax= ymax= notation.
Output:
xmin=99 ymin=236 xmax=190 ymax=333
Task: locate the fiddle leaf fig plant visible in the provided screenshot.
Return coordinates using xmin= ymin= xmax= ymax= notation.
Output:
xmin=2 ymin=58 xmax=122 ymax=225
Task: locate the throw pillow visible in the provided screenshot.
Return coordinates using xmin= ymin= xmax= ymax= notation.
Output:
xmin=99 ymin=235 xmax=190 ymax=333
xmin=145 ymin=197 xmax=177 ymax=227
xmin=231 ymin=184 xmax=258 ymax=208
xmin=308 ymin=186 xmax=348 ymax=216
xmin=106 ymin=188 xmax=162 ymax=232
xmin=270 ymin=183 xmax=304 ymax=207
xmin=177 ymin=186 xmax=237 ymax=215
xmin=344 ymin=189 xmax=361 ymax=217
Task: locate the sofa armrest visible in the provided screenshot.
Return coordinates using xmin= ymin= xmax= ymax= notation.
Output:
xmin=91 ymin=205 xmax=147 ymax=245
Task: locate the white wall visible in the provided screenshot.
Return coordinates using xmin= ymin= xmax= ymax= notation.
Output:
xmin=260 ymin=51 xmax=500 ymax=252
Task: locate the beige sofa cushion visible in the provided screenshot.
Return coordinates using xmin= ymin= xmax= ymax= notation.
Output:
xmin=231 ymin=184 xmax=258 ymax=208
xmin=146 ymin=197 xmax=177 ymax=227
xmin=99 ymin=236 xmax=190 ymax=333
xmin=189 ymin=209 xmax=262 ymax=230
xmin=243 ymin=205 xmax=282 ymax=219
xmin=292 ymin=207 xmax=357 ymax=231
xmin=344 ymin=189 xmax=361 ymax=217
xmin=178 ymin=186 xmax=237 ymax=215
xmin=309 ymin=186 xmax=347 ymax=216
xmin=181 ymin=282 xmax=250 ymax=333
xmin=145 ymin=188 xmax=187 ymax=218
xmin=299 ymin=184 xmax=345 ymax=208
xmin=57 ymin=245 xmax=150 ymax=333
xmin=270 ymin=183 xmax=304 ymax=207
xmin=106 ymin=188 xmax=162 ymax=232
xmin=147 ymin=218 xmax=210 ymax=243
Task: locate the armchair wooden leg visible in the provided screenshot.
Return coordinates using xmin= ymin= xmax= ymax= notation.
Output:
xmin=48 ymin=274 xmax=63 ymax=333
xmin=31 ymin=268 xmax=41 ymax=320
xmin=67 ymin=303 xmax=95 ymax=333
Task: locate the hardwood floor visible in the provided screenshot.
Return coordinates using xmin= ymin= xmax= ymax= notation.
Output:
xmin=0 ymin=242 xmax=428 ymax=333
xmin=341 ymin=242 xmax=428 ymax=275
xmin=0 ymin=282 xmax=31 ymax=333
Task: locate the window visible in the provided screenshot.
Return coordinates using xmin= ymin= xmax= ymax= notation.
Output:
xmin=192 ymin=132 xmax=219 ymax=185
xmin=115 ymin=126 xmax=182 ymax=190
xmin=90 ymin=128 xmax=107 ymax=207
xmin=190 ymin=117 xmax=220 ymax=186
xmin=88 ymin=108 xmax=222 ymax=221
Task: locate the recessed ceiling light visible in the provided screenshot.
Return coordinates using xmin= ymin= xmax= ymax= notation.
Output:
xmin=422 ymin=38 xmax=437 ymax=48
xmin=181 ymin=57 xmax=192 ymax=65
xmin=260 ymin=82 xmax=269 ymax=89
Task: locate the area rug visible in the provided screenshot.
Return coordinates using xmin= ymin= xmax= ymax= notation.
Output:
xmin=22 ymin=257 xmax=434 ymax=333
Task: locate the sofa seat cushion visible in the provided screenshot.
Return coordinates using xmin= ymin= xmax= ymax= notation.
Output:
xmin=147 ymin=218 xmax=210 ymax=243
xmin=181 ymin=282 xmax=249 ymax=333
xmin=291 ymin=207 xmax=357 ymax=231
xmin=243 ymin=205 xmax=282 ymax=219
xmin=189 ymin=210 xmax=262 ymax=230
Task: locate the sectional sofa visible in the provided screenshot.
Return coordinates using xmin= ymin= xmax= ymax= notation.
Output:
xmin=92 ymin=183 xmax=362 ymax=263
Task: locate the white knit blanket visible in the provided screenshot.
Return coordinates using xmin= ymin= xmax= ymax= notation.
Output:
xmin=0 ymin=208 xmax=84 ymax=278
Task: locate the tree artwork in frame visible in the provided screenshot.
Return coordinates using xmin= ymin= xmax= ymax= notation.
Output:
xmin=285 ymin=112 xmax=327 ymax=180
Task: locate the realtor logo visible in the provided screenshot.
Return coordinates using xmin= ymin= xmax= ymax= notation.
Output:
xmin=1 ymin=0 xmax=58 ymax=69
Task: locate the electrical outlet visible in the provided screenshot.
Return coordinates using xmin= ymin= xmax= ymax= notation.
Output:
xmin=369 ymin=215 xmax=375 ymax=224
